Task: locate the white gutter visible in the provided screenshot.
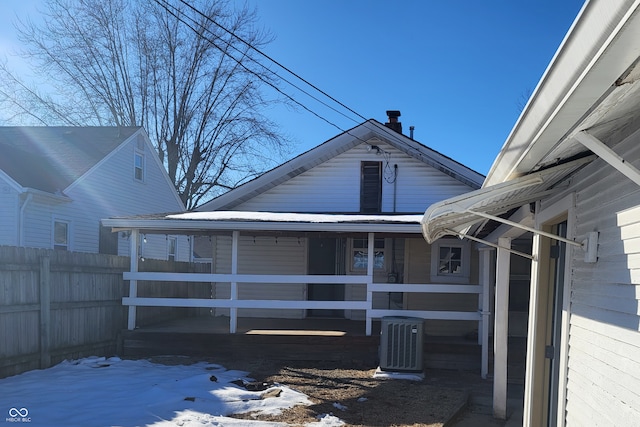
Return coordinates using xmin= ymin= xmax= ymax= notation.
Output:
xmin=102 ymin=219 xmax=423 ymax=234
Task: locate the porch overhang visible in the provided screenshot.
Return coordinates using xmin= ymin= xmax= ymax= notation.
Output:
xmin=102 ymin=211 xmax=424 ymax=235
xmin=420 ymin=155 xmax=594 ymax=244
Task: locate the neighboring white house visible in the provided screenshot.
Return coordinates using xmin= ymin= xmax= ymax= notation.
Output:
xmin=103 ymin=112 xmax=492 ymax=355
xmin=0 ymin=126 xmax=189 ymax=261
xmin=422 ymin=0 xmax=640 ymax=424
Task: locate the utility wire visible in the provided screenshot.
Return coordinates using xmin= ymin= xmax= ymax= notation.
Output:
xmin=152 ymin=0 xmax=356 ymax=135
xmin=177 ymin=0 xmax=368 ymax=123
xmin=155 ymin=0 xmax=361 ymax=128
xmin=165 ymin=1 xmax=432 ymax=157
xmin=152 ymin=0 xmax=466 ymax=183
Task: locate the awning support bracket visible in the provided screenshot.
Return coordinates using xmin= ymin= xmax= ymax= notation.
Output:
xmin=445 ymin=228 xmax=535 ymax=260
xmin=461 ymin=210 xmax=599 ymax=263
xmin=575 ymin=131 xmax=640 ymax=187
xmin=465 ymin=209 xmax=583 ymax=248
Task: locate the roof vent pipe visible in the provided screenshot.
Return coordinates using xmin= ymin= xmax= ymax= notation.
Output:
xmin=409 ymin=126 xmax=415 ymax=140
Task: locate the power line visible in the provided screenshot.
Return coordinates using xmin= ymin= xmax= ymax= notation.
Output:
xmin=154 ymin=0 xmax=437 ymax=164
xmin=152 ymin=0 xmax=357 ymax=134
xmin=154 ymin=0 xmax=360 ymax=125
xmin=176 ymin=0 xmax=368 ymax=123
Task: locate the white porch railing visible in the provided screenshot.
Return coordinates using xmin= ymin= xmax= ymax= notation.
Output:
xmin=122 ymin=271 xmax=482 ymax=336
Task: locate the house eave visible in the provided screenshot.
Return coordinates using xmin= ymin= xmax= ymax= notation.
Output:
xmin=486 ymin=0 xmax=640 ymax=185
xmin=23 ymin=187 xmax=72 ymax=203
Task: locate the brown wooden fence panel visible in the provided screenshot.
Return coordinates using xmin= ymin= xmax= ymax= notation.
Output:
xmin=0 ymin=246 xmax=208 ymax=379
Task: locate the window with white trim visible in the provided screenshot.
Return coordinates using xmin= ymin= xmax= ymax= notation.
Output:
xmin=134 ymin=150 xmax=145 ymax=182
xmin=430 ymin=239 xmax=470 ymax=282
xmin=167 ymin=236 xmax=177 ymax=261
xmin=53 ymin=220 xmax=69 ymax=251
xmin=350 ymin=238 xmax=385 ymax=271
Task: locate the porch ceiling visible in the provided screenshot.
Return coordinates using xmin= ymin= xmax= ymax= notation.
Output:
xmin=103 ymin=211 xmax=424 ymax=235
xmin=420 ymin=155 xmax=594 ymax=243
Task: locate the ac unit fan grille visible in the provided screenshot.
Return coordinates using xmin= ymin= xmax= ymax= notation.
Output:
xmin=380 ymin=317 xmax=423 ymax=372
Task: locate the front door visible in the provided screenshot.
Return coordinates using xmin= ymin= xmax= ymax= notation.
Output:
xmin=307 ymin=237 xmax=345 ymax=318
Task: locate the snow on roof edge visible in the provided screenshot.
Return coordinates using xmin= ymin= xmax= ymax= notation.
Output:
xmin=166 ymin=211 xmax=423 ymax=224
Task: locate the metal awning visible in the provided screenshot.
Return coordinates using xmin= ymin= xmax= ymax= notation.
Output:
xmin=421 ymin=155 xmax=595 ymax=244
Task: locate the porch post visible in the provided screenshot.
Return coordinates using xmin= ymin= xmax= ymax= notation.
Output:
xmin=479 ymin=246 xmax=494 ymax=379
xmin=365 ymin=232 xmax=374 ymax=336
xmin=230 ymin=230 xmax=239 ymax=334
xmin=127 ymin=229 xmax=139 ymax=330
xmin=494 ymin=237 xmax=511 ymax=419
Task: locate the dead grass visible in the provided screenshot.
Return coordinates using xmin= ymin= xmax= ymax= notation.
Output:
xmin=211 ymin=358 xmax=468 ymax=427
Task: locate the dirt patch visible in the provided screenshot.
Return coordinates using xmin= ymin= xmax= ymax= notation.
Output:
xmin=149 ymin=356 xmax=468 ymax=426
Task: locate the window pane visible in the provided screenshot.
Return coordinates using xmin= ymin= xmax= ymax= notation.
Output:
xmin=54 ymin=221 xmax=68 ymax=251
xmin=134 ymin=153 xmax=144 ymax=181
xmin=353 ymin=239 xmax=366 ymax=249
xmin=352 ymin=239 xmax=385 ymax=270
xmin=54 ymin=222 xmax=67 ymax=244
xmin=374 ymin=251 xmax=384 ymax=269
xmin=353 ymin=251 xmax=367 ymax=269
xmin=438 ymin=245 xmax=463 ymax=274
xmin=168 ymin=237 xmax=177 ymax=261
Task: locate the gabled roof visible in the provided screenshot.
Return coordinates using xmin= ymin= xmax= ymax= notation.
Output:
xmin=0 ymin=126 xmax=141 ymax=194
xmin=199 ymin=119 xmax=484 ymax=211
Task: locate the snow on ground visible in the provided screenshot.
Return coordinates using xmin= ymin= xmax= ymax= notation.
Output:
xmin=0 ymin=356 xmax=341 ymax=427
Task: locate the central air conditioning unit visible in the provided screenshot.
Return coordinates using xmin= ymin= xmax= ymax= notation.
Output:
xmin=379 ymin=316 xmax=424 ymax=372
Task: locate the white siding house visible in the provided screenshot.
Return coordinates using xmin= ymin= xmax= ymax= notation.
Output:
xmin=0 ymin=127 xmax=189 ymax=261
xmin=422 ymin=0 xmax=640 ymax=423
xmin=104 ymin=113 xmax=490 ymax=352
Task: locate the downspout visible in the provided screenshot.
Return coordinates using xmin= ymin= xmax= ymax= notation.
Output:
xmin=19 ymin=193 xmax=33 ymax=246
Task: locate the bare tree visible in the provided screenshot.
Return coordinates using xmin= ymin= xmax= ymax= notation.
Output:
xmin=0 ymin=0 xmax=289 ymax=208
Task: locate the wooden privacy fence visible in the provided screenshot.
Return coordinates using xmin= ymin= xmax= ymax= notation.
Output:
xmin=0 ymin=246 xmax=209 ymax=379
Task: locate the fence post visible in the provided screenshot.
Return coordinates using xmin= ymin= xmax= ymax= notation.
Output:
xmin=229 ymin=231 xmax=239 ymax=334
xmin=39 ymin=255 xmax=51 ymax=369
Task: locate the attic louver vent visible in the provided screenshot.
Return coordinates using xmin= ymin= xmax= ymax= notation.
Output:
xmin=361 ymin=161 xmax=382 ymax=213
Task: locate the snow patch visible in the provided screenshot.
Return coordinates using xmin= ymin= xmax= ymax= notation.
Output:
xmin=0 ymin=357 xmax=312 ymax=426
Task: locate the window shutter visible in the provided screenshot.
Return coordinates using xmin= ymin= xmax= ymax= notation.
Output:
xmin=361 ymin=161 xmax=382 ymax=213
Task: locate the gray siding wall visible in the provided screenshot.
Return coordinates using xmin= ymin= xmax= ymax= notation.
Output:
xmin=234 ymin=141 xmax=473 ymax=213
xmin=543 ymin=128 xmax=640 ymax=425
xmin=0 ymin=182 xmax=19 ymax=246
xmin=22 ymin=196 xmax=58 ymax=249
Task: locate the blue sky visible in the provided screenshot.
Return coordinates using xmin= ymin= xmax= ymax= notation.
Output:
xmin=0 ymin=0 xmax=586 ymax=175
xmin=230 ymin=0 xmax=586 ymax=175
